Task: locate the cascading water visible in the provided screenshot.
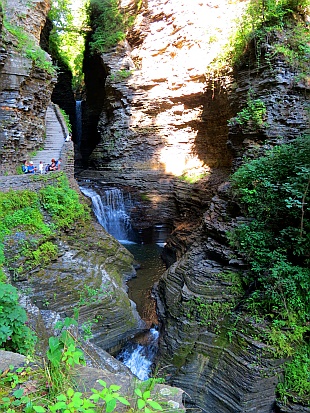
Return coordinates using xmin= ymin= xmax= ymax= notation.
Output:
xmin=116 ymin=328 xmax=159 ymax=381
xmin=79 ymin=185 xmax=133 ymax=242
xmin=79 ymin=182 xmax=168 ymax=380
xmin=75 ymin=100 xmax=82 ymax=148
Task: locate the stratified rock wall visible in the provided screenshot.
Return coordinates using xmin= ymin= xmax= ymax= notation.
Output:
xmin=79 ymin=0 xmax=246 ymax=231
xmin=80 ymin=1 xmax=310 ymax=412
xmin=156 ymin=12 xmax=310 ymax=413
xmin=0 ymin=0 xmax=55 ymax=174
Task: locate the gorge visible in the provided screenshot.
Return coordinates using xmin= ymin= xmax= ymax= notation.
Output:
xmin=0 ymin=0 xmax=309 ymax=413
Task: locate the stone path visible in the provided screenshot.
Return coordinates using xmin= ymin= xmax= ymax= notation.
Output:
xmin=31 ymin=104 xmax=67 ymax=171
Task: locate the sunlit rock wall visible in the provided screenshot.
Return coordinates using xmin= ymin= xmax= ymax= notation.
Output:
xmin=80 ymin=0 xmax=247 ymax=230
xmin=0 ymin=0 xmax=55 ymax=174
xmin=155 ymin=9 xmax=310 ymax=413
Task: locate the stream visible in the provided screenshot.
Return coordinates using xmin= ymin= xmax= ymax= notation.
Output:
xmin=79 ymin=181 xmax=168 ymax=380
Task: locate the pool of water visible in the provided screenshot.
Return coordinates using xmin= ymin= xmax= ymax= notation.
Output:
xmin=123 ymin=242 xmax=167 ymax=328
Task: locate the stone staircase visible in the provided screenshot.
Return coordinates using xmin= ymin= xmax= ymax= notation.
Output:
xmin=31 ymin=104 xmax=67 ymax=171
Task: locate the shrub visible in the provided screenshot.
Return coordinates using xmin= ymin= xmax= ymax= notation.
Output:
xmin=0 ymin=282 xmax=36 ymax=354
xmin=230 ymin=135 xmax=310 ymax=320
xmin=39 ymin=175 xmax=90 ymax=229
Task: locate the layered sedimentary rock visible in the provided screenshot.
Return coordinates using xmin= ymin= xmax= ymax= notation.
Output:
xmin=79 ymin=0 xmax=310 ymax=412
xmin=156 ymin=12 xmax=310 ymax=413
xmin=0 ymin=0 xmax=55 ymax=174
xmin=78 ymin=0 xmax=247 ymax=231
xmin=3 ymin=181 xmax=144 ymax=353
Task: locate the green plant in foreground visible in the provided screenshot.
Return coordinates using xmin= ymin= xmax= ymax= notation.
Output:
xmin=0 ymin=283 xmax=37 ymax=354
xmin=134 ymin=388 xmax=163 ymax=413
xmin=0 ymin=315 xmax=171 ymax=413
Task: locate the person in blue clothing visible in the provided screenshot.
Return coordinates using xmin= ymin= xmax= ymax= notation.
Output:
xmin=55 ymin=158 xmax=62 ymax=170
xmin=27 ymin=161 xmax=36 ymax=174
xmin=22 ymin=160 xmax=29 ymax=173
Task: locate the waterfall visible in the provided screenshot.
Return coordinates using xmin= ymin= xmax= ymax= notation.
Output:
xmin=76 ymin=100 xmax=82 ymax=148
xmin=116 ymin=328 xmax=159 ymax=381
xmin=79 ymin=185 xmax=132 ymax=242
xmin=79 ymin=182 xmax=163 ymax=379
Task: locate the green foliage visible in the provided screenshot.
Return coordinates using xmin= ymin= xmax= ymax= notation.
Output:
xmin=184 ymin=297 xmax=235 ymax=329
xmin=59 ymin=107 xmax=72 ymax=133
xmin=39 ymin=175 xmax=90 ymax=229
xmin=134 ymin=388 xmax=163 ymax=413
xmin=230 ymin=135 xmax=310 ymax=319
xmin=48 ymin=0 xmax=88 ymax=90
xmin=232 ymin=0 xmax=310 ymax=68
xmin=3 ymin=20 xmax=55 ymax=74
xmin=178 ymin=172 xmax=208 ymax=184
xmin=47 ymin=318 xmax=85 ymax=370
xmin=89 ymin=0 xmax=141 ymax=54
xmin=0 ymin=323 xmax=172 ymax=413
xmin=0 ymin=189 xmax=52 ymax=275
xmin=88 ymin=0 xmax=126 ymax=53
xmin=228 ymin=92 xmax=267 ymax=130
xmin=90 ymin=379 xmax=131 ymax=412
xmin=110 ymin=69 xmax=134 ymax=81
xmin=29 ymin=241 xmax=59 ymax=268
xmin=277 ymin=344 xmax=310 ymax=402
xmin=0 ymin=283 xmax=36 ymax=354
xmin=50 ymin=387 xmax=96 ymax=413
xmin=230 ymin=134 xmax=310 ymax=400
xmin=207 ymin=0 xmax=310 ymax=81
xmin=0 ymin=178 xmax=90 ymax=285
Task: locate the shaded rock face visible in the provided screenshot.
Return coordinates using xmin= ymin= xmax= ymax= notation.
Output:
xmin=155 ymin=18 xmax=310 ymax=413
xmin=79 ymin=1 xmax=310 ymax=412
xmin=78 ymin=0 xmax=244 ymax=232
xmin=6 ymin=215 xmax=144 ymax=354
xmin=0 ymin=0 xmax=55 ymax=175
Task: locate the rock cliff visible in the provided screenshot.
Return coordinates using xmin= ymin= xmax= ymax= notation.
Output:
xmin=78 ymin=0 xmax=310 ymax=412
xmin=0 ymin=0 xmax=55 ymax=175
xmin=77 ymin=0 xmax=246 ymax=232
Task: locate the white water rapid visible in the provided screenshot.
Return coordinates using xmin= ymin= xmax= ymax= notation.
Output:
xmin=79 ymin=185 xmax=132 ymax=242
xmin=116 ymin=328 xmax=159 ymax=381
xmin=79 ymin=183 xmax=162 ymax=380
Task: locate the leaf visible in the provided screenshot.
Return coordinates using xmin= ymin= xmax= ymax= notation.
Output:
xmin=137 ymin=399 xmax=146 ymax=409
xmin=13 ymin=388 xmax=24 ymax=398
xmin=52 ymin=401 xmax=67 ymax=410
xmin=33 ymin=406 xmax=46 ymax=412
xmin=116 ymin=396 xmax=130 ymax=406
xmin=67 ymin=388 xmax=75 ymax=398
xmin=135 ymin=388 xmax=143 ymax=397
xmin=147 ymin=400 xmax=163 ymax=410
xmin=56 ymin=394 xmax=67 ymax=402
xmin=143 ymin=390 xmax=150 ymax=400
xmin=110 ymin=384 xmax=121 ymax=391
xmin=106 ymin=398 xmax=117 ymax=412
xmin=98 ymin=379 xmax=107 ymax=388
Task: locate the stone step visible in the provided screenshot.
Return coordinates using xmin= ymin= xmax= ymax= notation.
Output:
xmin=30 ymin=104 xmax=67 ymax=170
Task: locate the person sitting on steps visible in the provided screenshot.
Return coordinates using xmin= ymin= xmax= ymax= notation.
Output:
xmin=55 ymin=158 xmax=62 ymax=170
xmin=48 ymin=159 xmax=57 ymax=171
xmin=21 ymin=160 xmax=29 ymax=174
xmin=27 ymin=161 xmax=36 ymax=174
